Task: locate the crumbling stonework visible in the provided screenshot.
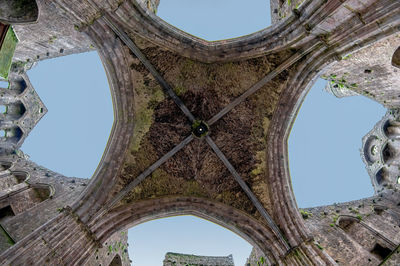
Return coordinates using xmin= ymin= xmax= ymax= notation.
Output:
xmin=163 ymin=252 xmax=234 ymax=266
xmin=322 ymin=33 xmax=400 ymax=108
xmin=302 ymin=188 xmax=400 ymax=265
xmin=245 ymin=248 xmax=269 ymax=266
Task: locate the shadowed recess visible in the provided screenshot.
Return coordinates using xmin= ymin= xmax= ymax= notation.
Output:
xmin=0 ymin=0 xmax=39 ymax=24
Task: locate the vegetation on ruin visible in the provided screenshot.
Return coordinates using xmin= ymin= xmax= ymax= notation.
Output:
xmin=0 ymin=27 xmax=18 ymax=79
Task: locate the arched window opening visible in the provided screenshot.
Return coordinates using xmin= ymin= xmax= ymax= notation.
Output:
xmin=127 ymin=216 xmax=253 ymax=266
xmin=392 ymin=47 xmax=400 ymax=69
xmin=289 ymin=79 xmax=385 ymax=207
xmin=109 ymin=254 xmax=122 ymax=266
xmin=0 ymin=130 xmax=5 ymax=138
xmin=22 ymin=51 xmax=113 ymax=179
xmin=156 ymin=0 xmax=271 ymax=41
xmin=0 ymin=105 xmax=6 ymax=114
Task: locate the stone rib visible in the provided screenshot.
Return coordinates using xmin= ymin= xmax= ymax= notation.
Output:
xmin=207 ymin=43 xmax=319 ymax=126
xmin=103 ymin=14 xmax=196 ymax=123
xmin=205 ymin=135 xmax=290 ymax=250
xmin=105 ymin=135 xmax=194 ymax=210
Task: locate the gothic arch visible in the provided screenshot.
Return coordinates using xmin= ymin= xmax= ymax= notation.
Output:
xmin=74 ymin=0 xmax=333 ymax=63
xmin=91 ymin=197 xmax=284 ymax=265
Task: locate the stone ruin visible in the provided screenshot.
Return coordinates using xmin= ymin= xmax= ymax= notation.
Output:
xmin=0 ymin=0 xmax=399 ymax=265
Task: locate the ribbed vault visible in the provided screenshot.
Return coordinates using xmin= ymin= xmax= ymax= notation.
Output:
xmin=1 ymin=0 xmax=399 ymax=264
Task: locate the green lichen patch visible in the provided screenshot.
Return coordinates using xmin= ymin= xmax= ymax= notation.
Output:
xmin=130 ymin=85 xmax=164 ymax=153
xmin=0 ymin=27 xmax=18 ymax=79
xmin=124 ymin=168 xmax=209 ymax=202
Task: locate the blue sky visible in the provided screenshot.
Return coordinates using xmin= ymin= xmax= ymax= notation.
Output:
xmin=21 ymin=0 xmax=385 ymax=265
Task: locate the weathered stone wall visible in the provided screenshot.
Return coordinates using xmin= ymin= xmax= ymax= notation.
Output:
xmin=0 ymin=0 xmax=399 ymax=265
xmin=0 ymin=152 xmax=131 ymax=266
xmin=10 ymin=0 xmax=161 ymax=66
xmin=11 ymin=0 xmax=93 ymax=65
xmin=0 ymin=152 xmax=89 ymax=252
xmin=163 ymin=252 xmax=234 ymax=266
xmin=270 ymin=0 xmax=305 ymax=24
xmin=0 ymin=0 xmax=39 ymax=24
xmin=245 ymin=247 xmax=270 ymax=266
xmin=322 ymin=33 xmax=400 ymax=108
xmin=86 ymin=230 xmax=130 ymax=266
xmin=302 ymin=188 xmax=400 ymax=265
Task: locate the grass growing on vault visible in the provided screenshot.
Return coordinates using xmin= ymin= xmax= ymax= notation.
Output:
xmin=0 ymin=27 xmax=18 ymax=79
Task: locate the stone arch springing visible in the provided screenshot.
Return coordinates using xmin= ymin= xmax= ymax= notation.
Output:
xmin=336 ymin=215 xmax=396 ymax=261
xmin=392 ymin=47 xmax=400 ymax=69
xmin=93 ymin=197 xmax=285 ymax=265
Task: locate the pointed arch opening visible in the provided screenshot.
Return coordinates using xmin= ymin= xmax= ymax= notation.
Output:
xmin=156 ymin=0 xmax=271 ymax=41
xmin=289 ymin=79 xmax=385 ymax=207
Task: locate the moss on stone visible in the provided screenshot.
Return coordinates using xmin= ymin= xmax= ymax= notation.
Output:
xmin=0 ymin=27 xmax=18 ymax=79
xmin=0 ymin=225 xmax=15 ymax=245
xmin=130 ymin=86 xmax=164 ymax=152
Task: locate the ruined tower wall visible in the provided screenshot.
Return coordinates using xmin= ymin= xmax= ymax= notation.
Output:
xmin=322 ymin=33 xmax=400 ymax=107
xmin=163 ymin=252 xmax=234 ymax=266
xmin=0 ymin=152 xmax=131 ymax=265
xmin=11 ymin=0 xmax=160 ymax=66
xmin=302 ymin=189 xmax=400 ymax=265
